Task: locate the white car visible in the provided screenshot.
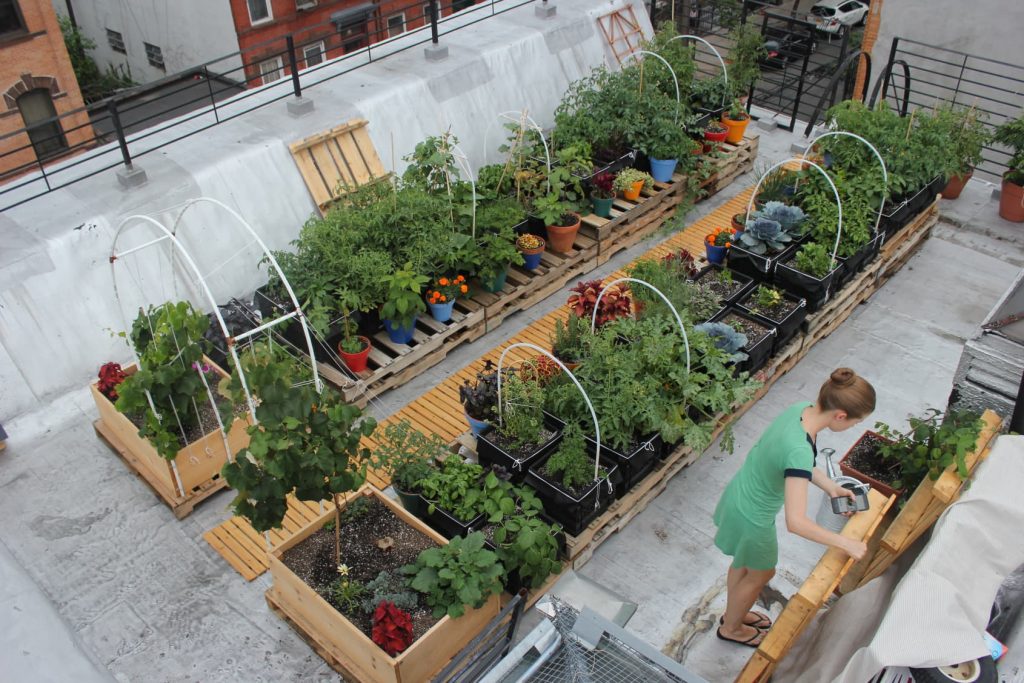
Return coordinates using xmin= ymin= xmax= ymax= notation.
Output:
xmin=808 ymin=0 xmax=869 ymax=33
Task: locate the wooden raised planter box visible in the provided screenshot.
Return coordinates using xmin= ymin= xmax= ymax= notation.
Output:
xmin=90 ymin=358 xmax=250 ymax=517
xmin=266 ymin=486 xmax=501 ymax=683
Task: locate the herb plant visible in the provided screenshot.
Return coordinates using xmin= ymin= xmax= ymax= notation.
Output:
xmin=381 ymin=262 xmax=430 ymax=329
xmin=552 ymin=312 xmax=590 ymax=364
xmin=792 ymin=242 xmax=836 ymax=279
xmin=498 ymin=374 xmax=546 ymax=448
xmin=459 ymin=360 xmax=505 ymax=422
xmin=874 ymin=409 xmax=983 ymax=490
xmin=361 ymin=571 xmax=418 ymax=614
xmin=419 ymin=457 xmax=486 ymax=522
xmin=543 ymin=423 xmax=594 ymax=490
xmin=613 ymin=168 xmax=653 ymax=193
xmin=493 ymin=514 xmax=563 ymax=590
xmin=403 ymin=532 xmax=504 ymax=618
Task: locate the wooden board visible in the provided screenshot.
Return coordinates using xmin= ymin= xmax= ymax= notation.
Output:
xmin=289 ymin=118 xmax=387 ymax=214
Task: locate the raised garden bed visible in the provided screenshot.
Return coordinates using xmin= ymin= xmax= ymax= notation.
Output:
xmin=267 ymin=486 xmax=500 ymax=683
xmin=712 ymin=309 xmax=776 ymax=376
xmin=691 ymin=264 xmax=756 ymax=307
xmin=736 ymin=289 xmax=808 ymax=355
xmin=837 ymin=429 xmax=905 ymax=501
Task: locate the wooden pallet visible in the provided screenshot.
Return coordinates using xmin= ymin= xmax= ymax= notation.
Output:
xmin=93 ymin=418 xmax=229 ymax=520
xmin=266 ymin=589 xmax=360 ymax=681
xmin=736 ymin=489 xmax=896 ymax=683
xmin=289 ymin=118 xmax=388 ymax=215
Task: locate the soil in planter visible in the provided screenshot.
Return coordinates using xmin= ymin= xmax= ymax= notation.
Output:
xmin=539 ymin=464 xmax=610 ymax=500
xmin=721 ymin=312 xmax=771 ymax=348
xmin=282 ymin=497 xmax=440 ymax=644
xmin=486 ymin=427 xmax=556 ymax=462
xmin=745 ymin=295 xmax=799 ymax=322
xmin=698 ymin=270 xmax=747 ymax=304
xmin=844 ymin=433 xmax=902 ymax=488
xmin=124 ymin=397 xmax=242 ymax=449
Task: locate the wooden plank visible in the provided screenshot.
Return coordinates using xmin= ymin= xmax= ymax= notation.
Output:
xmin=289 ymin=118 xmax=369 ymax=153
xmin=931 ymin=410 xmax=1002 ymax=503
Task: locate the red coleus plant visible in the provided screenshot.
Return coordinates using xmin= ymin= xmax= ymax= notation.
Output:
xmin=520 ymin=355 xmax=562 ymax=385
xmin=566 ymin=279 xmax=635 ymax=327
xmin=661 ymin=248 xmax=700 ymax=279
xmin=371 ymin=600 xmax=414 ymax=657
xmin=97 ymin=362 xmax=128 ymax=401
xmin=591 ymin=171 xmax=616 ymax=199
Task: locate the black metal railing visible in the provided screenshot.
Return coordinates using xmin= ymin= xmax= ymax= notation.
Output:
xmin=0 ymin=0 xmax=535 ymax=212
xmin=871 ymin=36 xmax=1024 ymax=183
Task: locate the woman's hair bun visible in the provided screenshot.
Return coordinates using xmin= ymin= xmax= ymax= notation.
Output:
xmin=830 ymin=367 xmax=856 ymax=387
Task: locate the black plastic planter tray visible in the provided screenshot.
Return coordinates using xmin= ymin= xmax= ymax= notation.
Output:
xmin=253 ymin=287 xmax=352 ymax=367
xmin=574 ymin=148 xmax=639 ymax=187
xmin=524 ymin=454 xmax=622 ymax=537
xmin=712 ymin=308 xmax=776 ymax=376
xmin=422 ymin=501 xmax=484 ymax=539
xmin=727 ymin=243 xmax=797 ymax=285
xmin=736 ymin=290 xmax=808 ymax=355
xmin=583 ymin=431 xmax=661 ymax=495
xmin=774 ymin=255 xmax=843 ymax=313
xmin=880 ymin=176 xmax=941 ymax=236
xmin=476 ymin=415 xmax=564 ymax=482
xmin=691 ymin=264 xmax=756 ymax=307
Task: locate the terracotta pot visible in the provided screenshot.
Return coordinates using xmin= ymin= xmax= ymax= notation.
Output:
xmin=941 ymin=169 xmax=972 ymax=200
xmin=732 ymin=212 xmax=748 ymax=232
xmin=622 ymin=180 xmax=644 ymax=202
xmin=546 ymin=213 xmax=582 ymax=254
xmin=999 ymin=175 xmax=1024 ymax=222
xmin=837 ymin=430 xmax=906 ymax=501
xmin=721 ymin=115 xmax=750 ymax=144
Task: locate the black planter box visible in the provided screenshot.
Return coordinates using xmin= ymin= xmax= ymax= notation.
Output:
xmin=774 ymin=254 xmax=843 ymax=313
xmin=525 ymin=453 xmax=622 ymax=537
xmin=422 ymin=501 xmax=484 ymax=539
xmin=691 ymin=264 xmax=756 ymax=307
xmin=727 ymin=243 xmax=798 ymax=284
xmin=254 ymin=286 xmax=351 ymax=367
xmin=880 ymin=176 xmax=941 ymax=236
xmin=712 ymin=308 xmax=776 ymax=375
xmin=736 ymin=289 xmax=808 ymax=355
xmin=476 ymin=415 xmax=564 ymax=482
xmin=584 ymin=431 xmax=661 ymax=495
xmin=574 ymin=148 xmax=639 ymax=189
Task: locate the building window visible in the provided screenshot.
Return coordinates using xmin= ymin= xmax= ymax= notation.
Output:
xmin=107 ymin=28 xmax=126 ymax=54
xmin=247 ymin=0 xmax=272 ymax=25
xmin=452 ymin=0 xmax=474 ymax=11
xmin=422 ymin=2 xmax=432 ymax=22
xmin=386 ymin=13 xmax=405 ymax=38
xmin=144 ymin=42 xmax=165 ymax=70
xmin=303 ymin=41 xmax=325 ymax=67
xmin=259 ymin=57 xmax=283 ymax=85
xmin=0 ymin=0 xmax=27 ymax=39
xmin=17 ymin=89 xmax=67 ymax=159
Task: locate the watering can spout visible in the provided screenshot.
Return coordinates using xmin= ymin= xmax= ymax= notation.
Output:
xmin=822 ymin=447 xmax=838 ymax=480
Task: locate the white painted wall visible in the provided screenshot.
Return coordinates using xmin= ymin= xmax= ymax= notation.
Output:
xmin=52 ymin=0 xmax=243 ymax=84
xmin=2 ymin=0 xmax=650 ymax=420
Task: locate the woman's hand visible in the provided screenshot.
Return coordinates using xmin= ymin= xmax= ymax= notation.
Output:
xmin=828 ymin=482 xmax=858 ymax=517
xmin=840 ymin=537 xmax=868 ymax=561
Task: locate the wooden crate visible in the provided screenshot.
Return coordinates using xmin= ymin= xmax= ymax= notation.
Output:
xmin=289 ymin=119 xmax=388 ymax=215
xmin=90 ymin=359 xmax=250 ymax=519
xmin=267 ymin=485 xmax=501 ymax=683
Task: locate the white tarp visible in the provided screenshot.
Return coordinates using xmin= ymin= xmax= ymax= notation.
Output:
xmin=775 ymin=434 xmax=1024 ymax=683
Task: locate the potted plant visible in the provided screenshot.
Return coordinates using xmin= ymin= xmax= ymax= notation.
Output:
xmin=459 ymin=360 xmax=504 ymax=435
xmin=613 ymin=168 xmax=653 ymax=202
xmin=370 ymin=419 xmax=448 ymax=517
xmin=551 ymin=312 xmax=589 ymax=370
xmin=706 ymin=309 xmax=776 ymax=375
xmin=425 ymin=275 xmax=467 ymax=323
xmin=993 ymin=114 xmax=1024 ymax=222
xmin=336 ymin=292 xmax=372 ymax=373
xmin=727 ymin=22 xmax=766 ymax=105
xmin=418 ymin=457 xmax=492 ymax=538
xmin=474 ymin=208 xmax=524 ymax=293
xmin=516 ymin=233 xmax=546 ymax=271
xmin=590 ymin=171 xmax=616 ymax=218
xmin=729 ymin=215 xmax=795 ymax=282
xmin=637 ymin=113 xmax=692 ymax=182
xmin=936 ymin=104 xmax=989 ymax=200
xmin=704 ymin=121 xmax=729 ymax=153
xmin=380 ymin=263 xmax=430 ymax=344
xmin=774 ymin=241 xmax=843 ymax=312
xmin=705 ymin=226 xmax=737 ymax=265
xmin=491 ymin=512 xmax=563 ymax=593
xmin=534 ymin=194 xmax=581 ymax=255
xmin=736 ymin=284 xmax=807 ymax=353
xmin=476 ymin=373 xmax=564 ymax=481
xmin=721 ymin=98 xmax=751 ymax=144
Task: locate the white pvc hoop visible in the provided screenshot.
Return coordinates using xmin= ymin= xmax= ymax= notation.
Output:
xmin=590 ymin=277 xmax=691 ymax=373
xmin=623 ymin=50 xmax=680 ymax=124
xmin=745 ymin=158 xmax=844 ymax=267
xmin=799 ymin=131 xmax=888 ymax=242
xmin=495 ymin=343 xmax=608 ymax=499
xmin=668 ymin=34 xmax=730 ymax=110
xmin=481 ymin=110 xmax=551 ymax=192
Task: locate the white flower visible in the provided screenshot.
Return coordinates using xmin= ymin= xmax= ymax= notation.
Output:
xmin=337 ymin=564 xmax=350 ymax=576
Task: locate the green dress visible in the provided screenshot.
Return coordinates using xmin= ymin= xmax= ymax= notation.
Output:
xmin=713 ymin=402 xmax=816 ymax=570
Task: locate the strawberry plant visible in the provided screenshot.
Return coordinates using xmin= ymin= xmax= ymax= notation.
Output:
xmin=372 ymin=601 xmax=415 ymax=656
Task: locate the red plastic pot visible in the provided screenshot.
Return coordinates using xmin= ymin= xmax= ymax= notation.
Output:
xmin=338 ymin=336 xmax=371 ymax=373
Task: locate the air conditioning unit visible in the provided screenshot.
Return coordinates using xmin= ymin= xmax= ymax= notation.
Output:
xmin=296 ymin=0 xmax=317 ymax=10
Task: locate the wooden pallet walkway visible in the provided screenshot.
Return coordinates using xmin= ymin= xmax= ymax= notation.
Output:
xmin=205 ymin=176 xmax=938 ymax=581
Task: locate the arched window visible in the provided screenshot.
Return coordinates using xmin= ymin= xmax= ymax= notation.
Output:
xmin=17 ymin=88 xmax=67 ymax=159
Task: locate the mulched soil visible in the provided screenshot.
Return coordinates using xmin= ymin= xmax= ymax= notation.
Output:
xmin=742 ymin=292 xmax=799 ymax=322
xmin=125 ymin=397 xmax=239 ymax=447
xmin=696 ymin=269 xmax=747 ymax=304
xmin=843 ymin=433 xmax=902 ymax=487
xmin=281 ymin=497 xmax=440 ymax=646
xmin=721 ymin=312 xmax=771 ymax=348
xmin=484 ymin=427 xmax=556 ymax=463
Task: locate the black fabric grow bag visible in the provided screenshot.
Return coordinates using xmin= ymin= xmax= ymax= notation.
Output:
xmin=774 ymin=255 xmax=843 ymax=313
xmin=423 ymin=501 xmax=484 ymax=539
xmin=525 ymin=454 xmax=622 ymax=537
xmin=726 ymin=243 xmax=797 ymax=285
xmin=736 ymin=290 xmax=808 ymax=355
xmin=584 ymin=431 xmax=661 ymax=495
xmin=691 ymin=265 xmax=756 ymax=307
xmin=712 ymin=308 xmax=776 ymax=376
xmin=476 ymin=415 xmax=564 ymax=482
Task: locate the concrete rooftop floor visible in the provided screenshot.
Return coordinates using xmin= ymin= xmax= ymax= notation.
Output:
xmin=3 ymin=123 xmax=1023 ymax=683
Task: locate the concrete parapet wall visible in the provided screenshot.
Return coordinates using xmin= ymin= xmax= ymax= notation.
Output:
xmin=0 ymin=0 xmax=648 ymax=420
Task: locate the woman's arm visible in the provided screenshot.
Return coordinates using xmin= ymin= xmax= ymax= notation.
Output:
xmin=810 ymin=466 xmax=853 ymax=498
xmin=784 ymin=477 xmax=867 ymax=560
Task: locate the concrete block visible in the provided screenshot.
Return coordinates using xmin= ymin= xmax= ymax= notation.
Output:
xmin=286 ymin=96 xmax=315 ymax=116
xmin=790 ymin=140 xmax=811 ymax=154
xmin=757 ymin=116 xmax=777 ymax=132
xmin=423 ymin=43 xmax=449 ymax=61
xmin=115 ymin=165 xmax=147 ymax=189
xmin=535 ymin=2 xmax=557 ymax=17
xmin=992 ymin=186 xmax=1002 ymax=200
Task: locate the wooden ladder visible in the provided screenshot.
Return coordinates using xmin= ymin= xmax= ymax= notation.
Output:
xmin=598 ymin=7 xmax=645 ymax=66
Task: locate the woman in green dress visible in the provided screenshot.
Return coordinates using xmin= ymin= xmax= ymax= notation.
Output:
xmin=713 ymin=367 xmax=875 ymax=647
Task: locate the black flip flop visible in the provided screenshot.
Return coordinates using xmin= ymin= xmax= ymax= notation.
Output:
xmin=720 ymin=612 xmax=772 ymax=629
xmin=716 ymin=626 xmax=765 ymax=648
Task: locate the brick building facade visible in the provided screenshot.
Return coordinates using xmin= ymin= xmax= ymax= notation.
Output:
xmin=0 ymin=0 xmax=93 ymax=179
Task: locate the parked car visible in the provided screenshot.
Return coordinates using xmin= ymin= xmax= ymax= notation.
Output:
xmin=760 ymin=27 xmax=816 ymax=68
xmin=807 ymin=0 xmax=868 ymax=33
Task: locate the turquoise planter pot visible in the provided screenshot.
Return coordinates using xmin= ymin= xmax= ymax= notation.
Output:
xmin=483 ymin=266 xmax=509 ymax=293
xmin=592 ymin=196 xmax=614 ymax=218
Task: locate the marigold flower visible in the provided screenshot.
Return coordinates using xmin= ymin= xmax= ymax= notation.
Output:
xmin=440 ymin=295 xmax=447 ymax=302
xmin=439 ymin=277 xmax=449 ymax=286
xmin=460 ymin=285 xmax=468 ymax=293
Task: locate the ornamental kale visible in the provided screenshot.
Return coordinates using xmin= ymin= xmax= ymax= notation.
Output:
xmin=694 ymin=321 xmax=749 ymax=363
xmin=739 ymin=217 xmax=792 ymax=255
xmin=755 ymin=201 xmax=806 ymax=232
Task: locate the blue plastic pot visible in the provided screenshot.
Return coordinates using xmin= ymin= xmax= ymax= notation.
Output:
xmin=649 ymin=157 xmax=679 ymax=183
xmin=522 ymin=250 xmax=543 ymax=271
xmin=705 ymin=242 xmax=728 ymax=265
xmin=383 ymin=317 xmax=417 ymax=344
xmin=428 ymin=299 xmax=456 ymax=323
xmin=465 ymin=412 xmax=490 ymax=436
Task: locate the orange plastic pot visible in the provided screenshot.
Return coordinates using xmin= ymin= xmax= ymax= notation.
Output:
xmin=546 ymin=212 xmax=582 ymax=254
xmin=999 ymin=176 xmax=1024 ymax=222
xmin=941 ymin=169 xmax=972 ymax=200
xmin=622 ymin=180 xmax=644 ymax=201
xmin=721 ymin=115 xmax=750 ymax=144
